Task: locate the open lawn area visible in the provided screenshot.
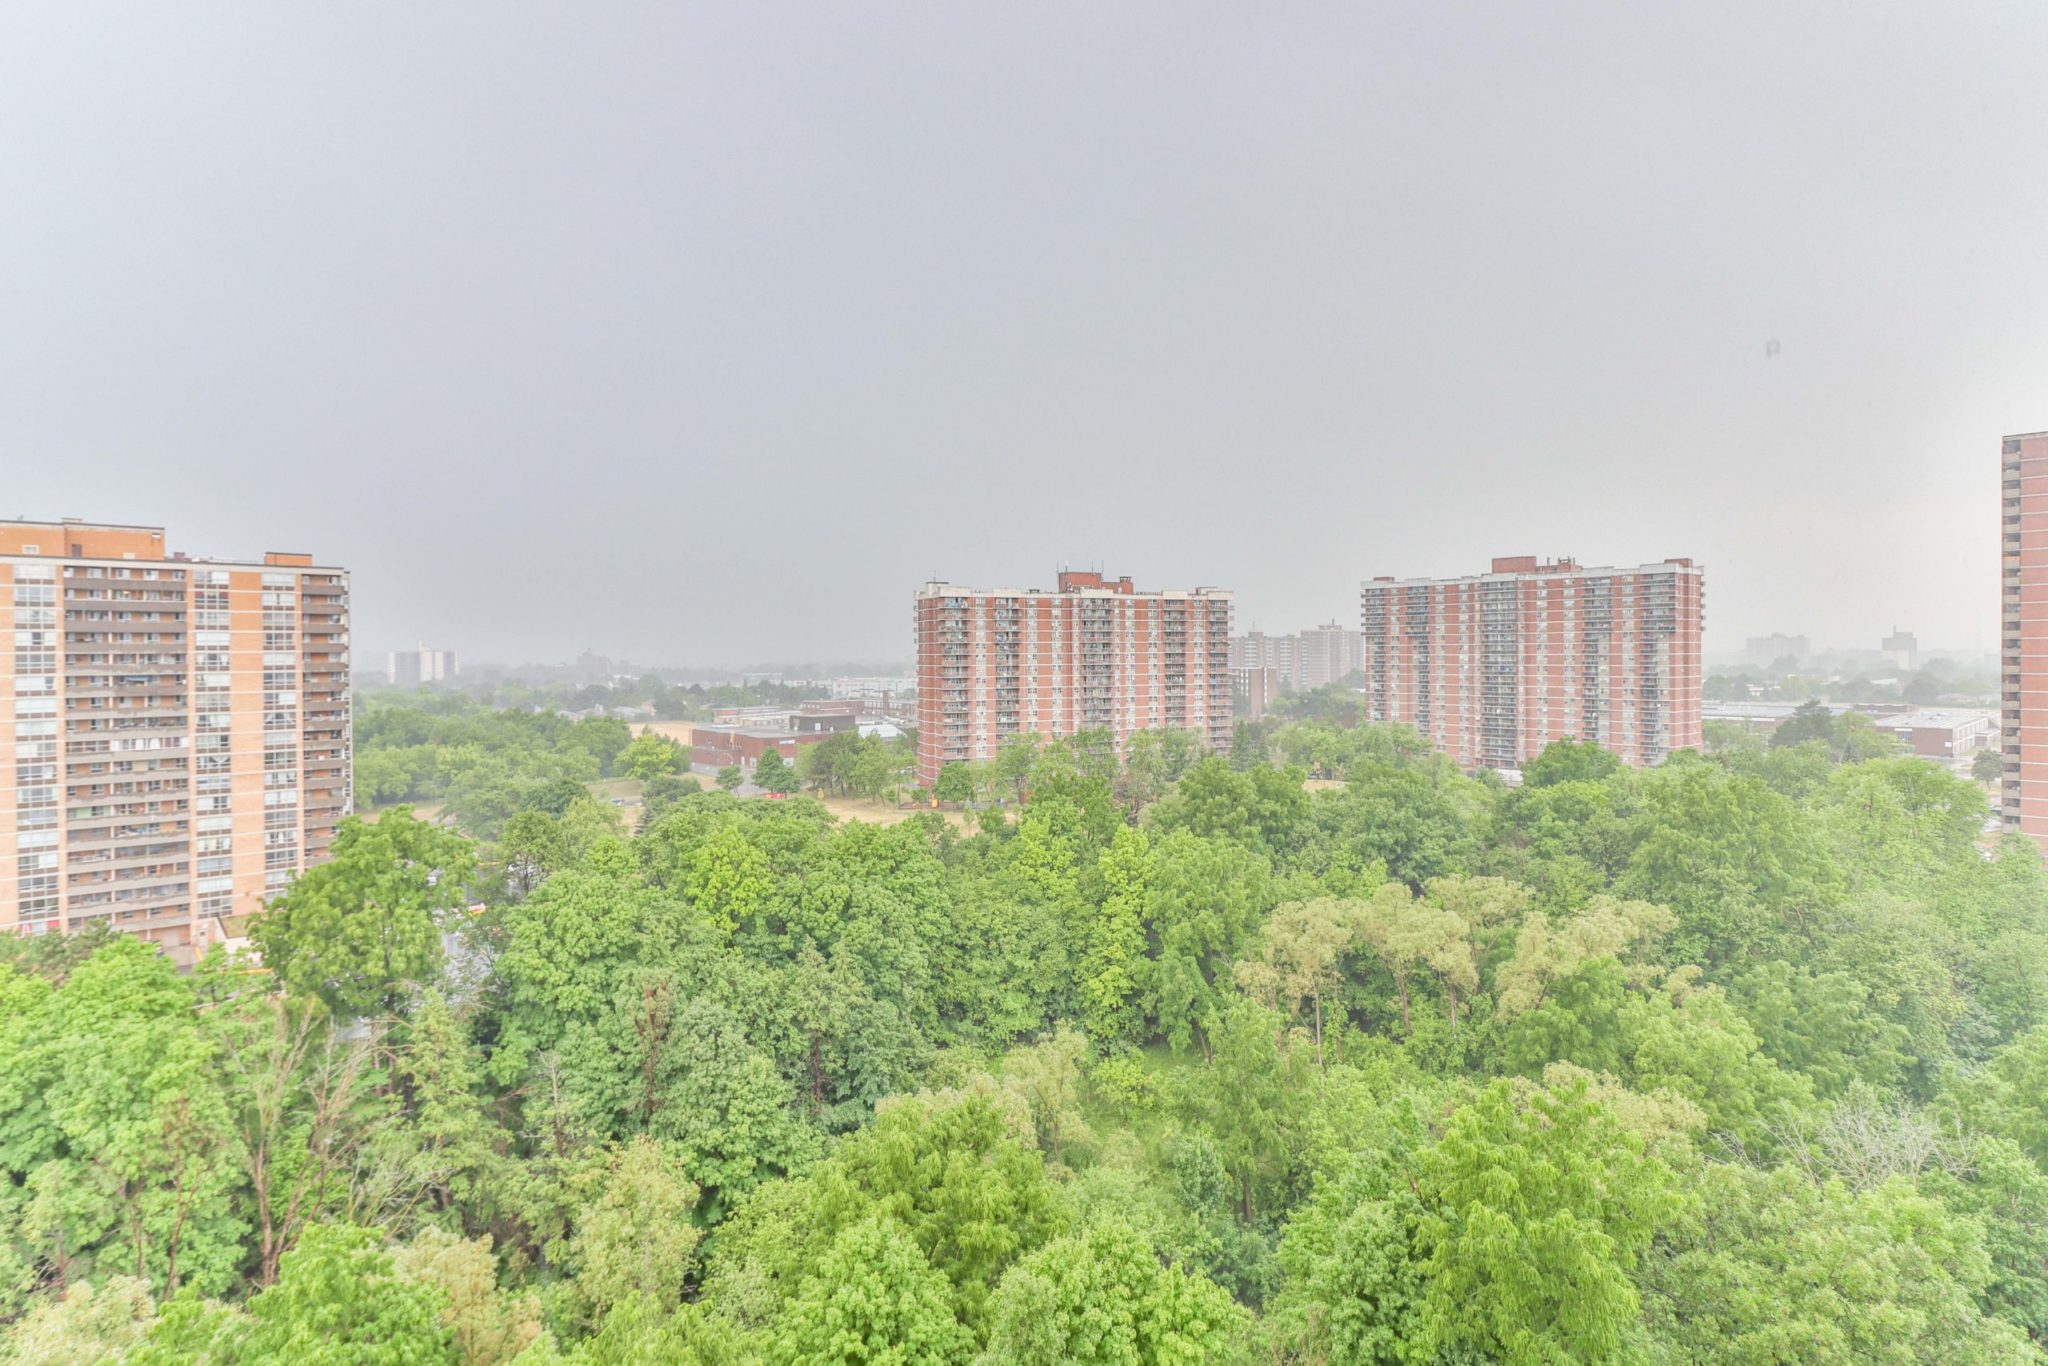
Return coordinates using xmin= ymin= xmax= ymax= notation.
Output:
xmin=815 ymin=793 xmax=971 ymax=828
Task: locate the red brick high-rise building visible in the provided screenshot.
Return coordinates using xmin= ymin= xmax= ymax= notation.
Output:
xmin=0 ymin=519 xmax=351 ymax=966
xmin=1359 ymin=556 xmax=1703 ymax=772
xmin=2002 ymin=431 xmax=2048 ymax=848
xmin=914 ymin=571 xmax=1232 ymax=787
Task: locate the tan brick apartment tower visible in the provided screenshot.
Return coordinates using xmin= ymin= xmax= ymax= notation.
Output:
xmin=0 ymin=519 xmax=350 ymax=966
xmin=1360 ymin=556 xmax=1703 ymax=772
xmin=2001 ymin=431 xmax=2048 ymax=848
xmin=914 ymin=571 xmax=1232 ymax=787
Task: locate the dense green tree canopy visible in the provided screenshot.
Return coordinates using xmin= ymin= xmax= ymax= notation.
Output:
xmin=6 ymin=724 xmax=2045 ymax=1364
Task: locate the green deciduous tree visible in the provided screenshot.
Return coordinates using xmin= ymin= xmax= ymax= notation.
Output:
xmin=684 ymin=825 xmax=775 ymax=935
xmin=1269 ymin=1111 xmax=1434 ymax=1366
xmin=569 ymin=1136 xmax=703 ymax=1323
xmin=250 ymin=810 xmax=476 ymax=1017
xmin=639 ymin=773 xmax=704 ymax=825
xmin=618 ymin=731 xmax=688 ymax=783
xmin=1080 ymin=828 xmax=1149 ymax=1047
xmin=2 ymin=1275 xmax=156 ymax=1364
xmin=1000 ymin=1024 xmax=1091 ymax=1166
xmin=775 ymin=1215 xmax=972 ymax=1365
xmin=1353 ymin=883 xmax=1471 ymax=1037
xmin=1974 ymin=747 xmax=2005 ymax=785
xmin=1416 ymin=1079 xmax=1684 ymax=1364
xmin=561 ymin=988 xmax=817 ymax=1207
xmin=1620 ymin=758 xmax=1833 ymax=967
xmin=371 ymin=992 xmax=512 ymax=1238
xmin=1118 ymin=729 xmax=1204 ymax=815
xmin=1142 ymin=832 xmax=1271 ymax=1059
xmin=1640 ymin=1161 xmax=2037 ymax=1364
xmin=499 ymin=809 xmax=566 ymax=897
xmin=979 ymin=1219 xmax=1246 ymax=1365
xmin=7 ymin=940 xmax=246 ymax=1298
xmin=1523 ymin=736 xmax=1623 ymax=788
xmin=238 ymin=1223 xmax=457 ymax=1365
xmin=934 ymin=762 xmax=975 ymax=805
xmin=754 ymin=749 xmax=798 ymax=796
xmin=201 ymin=975 xmax=381 ymax=1286
xmin=392 ymin=1227 xmax=542 ymax=1365
xmin=1175 ymin=998 xmax=1314 ymax=1225
xmin=711 ymin=1094 xmax=1063 ymax=1339
xmin=496 ymin=838 xmax=703 ymax=1054
xmin=1234 ymin=896 xmax=1368 ymax=1069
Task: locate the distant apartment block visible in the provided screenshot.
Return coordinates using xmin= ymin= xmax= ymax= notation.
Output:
xmin=2002 ymin=431 xmax=2048 ymax=847
xmin=388 ymin=643 xmax=457 ymax=685
xmin=1229 ymin=630 xmax=1297 ymax=680
xmin=1880 ymin=629 xmax=1918 ymax=672
xmin=1743 ymin=633 xmax=1809 ymax=669
xmin=829 ymin=675 xmax=917 ymax=703
xmin=1 ymin=519 xmax=350 ymax=966
xmin=1296 ymin=621 xmax=1365 ymax=689
xmin=1360 ymin=555 xmax=1703 ymax=771
xmin=914 ymin=571 xmax=1232 ymax=786
xmin=1233 ymin=665 xmax=1279 ymax=721
xmin=1228 ymin=622 xmax=1363 ymax=692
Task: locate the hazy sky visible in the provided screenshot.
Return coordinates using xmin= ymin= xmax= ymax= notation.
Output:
xmin=5 ymin=4 xmax=2045 ymax=666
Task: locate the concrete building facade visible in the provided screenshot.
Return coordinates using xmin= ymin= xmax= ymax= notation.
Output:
xmin=1360 ymin=555 xmax=1703 ymax=772
xmin=2002 ymin=432 xmax=2048 ymax=846
xmin=914 ymin=571 xmax=1232 ymax=786
xmin=1232 ymin=665 xmax=1279 ymax=721
xmin=1228 ymin=630 xmax=1297 ymax=682
xmin=1 ymin=519 xmax=350 ymax=966
xmin=829 ymin=675 xmax=917 ymax=702
xmin=1743 ymin=633 xmax=1809 ymax=669
xmin=1229 ymin=623 xmax=1362 ymax=692
xmin=1296 ymin=621 xmax=1365 ymax=690
xmin=388 ymin=644 xmax=457 ymax=685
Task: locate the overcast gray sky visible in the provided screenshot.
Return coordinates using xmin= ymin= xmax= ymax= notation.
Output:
xmin=4 ymin=3 xmax=2044 ymax=666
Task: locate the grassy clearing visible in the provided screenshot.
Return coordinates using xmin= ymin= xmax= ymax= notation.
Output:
xmin=587 ymin=777 xmax=645 ymax=810
xmin=365 ymin=800 xmax=446 ymax=824
xmin=816 ymin=794 xmax=971 ymax=828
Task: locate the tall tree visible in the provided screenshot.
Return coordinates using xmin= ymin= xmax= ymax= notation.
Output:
xmin=201 ymin=975 xmax=382 ymax=1285
xmin=775 ymin=1216 xmax=972 ymax=1365
xmin=1080 ymin=827 xmax=1150 ymax=1047
xmin=1234 ymin=896 xmax=1367 ymax=1069
xmin=1142 ymin=832 xmax=1271 ymax=1059
xmin=238 ymin=1223 xmax=457 ymax=1365
xmin=755 ymin=749 xmax=798 ymax=796
xmin=1417 ymin=1080 xmax=1684 ymax=1363
xmin=980 ymin=1220 xmax=1246 ymax=1365
xmin=568 ymin=1136 xmax=703 ymax=1324
xmin=250 ymin=810 xmax=475 ymax=1017
xmin=19 ymin=940 xmax=245 ymax=1297
xmin=617 ymin=731 xmax=688 ymax=782
xmin=935 ymin=762 xmax=975 ymax=805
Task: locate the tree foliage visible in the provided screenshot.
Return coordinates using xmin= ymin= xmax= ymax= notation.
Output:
xmin=8 ymin=720 xmax=2045 ymax=1364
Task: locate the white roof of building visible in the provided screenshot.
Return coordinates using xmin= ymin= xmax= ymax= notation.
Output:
xmin=1878 ymin=708 xmax=1997 ymax=731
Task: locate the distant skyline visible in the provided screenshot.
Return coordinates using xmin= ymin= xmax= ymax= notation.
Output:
xmin=5 ymin=4 xmax=2043 ymax=663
